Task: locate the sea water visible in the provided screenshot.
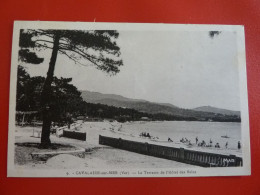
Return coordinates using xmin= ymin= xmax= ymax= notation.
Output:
xmin=120 ymin=121 xmax=241 ymax=154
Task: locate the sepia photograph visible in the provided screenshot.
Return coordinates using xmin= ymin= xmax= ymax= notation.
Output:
xmin=8 ymin=21 xmax=250 ymax=177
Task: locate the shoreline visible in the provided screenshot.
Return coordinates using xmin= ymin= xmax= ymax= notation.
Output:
xmin=14 ymin=124 xmax=197 ymax=169
xmin=81 ymin=121 xmax=242 ymax=157
xmin=13 ymin=120 xmax=242 ymax=169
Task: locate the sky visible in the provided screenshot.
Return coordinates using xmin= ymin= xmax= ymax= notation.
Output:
xmin=22 ymin=30 xmax=241 ymax=111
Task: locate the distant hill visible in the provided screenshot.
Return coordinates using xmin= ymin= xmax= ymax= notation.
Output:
xmin=193 ymin=106 xmax=240 ymax=116
xmin=80 ymin=90 xmax=241 ymax=122
xmin=80 ymin=90 xmax=146 ymax=103
xmin=81 ymin=90 xmax=180 ymax=114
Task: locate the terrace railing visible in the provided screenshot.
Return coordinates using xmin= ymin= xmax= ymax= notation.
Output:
xmin=99 ymin=135 xmax=242 ymax=167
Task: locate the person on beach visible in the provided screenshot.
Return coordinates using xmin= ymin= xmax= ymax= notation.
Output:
xmin=215 ymin=143 xmax=220 ymax=148
xmin=67 ymin=116 xmax=72 ymax=129
xmin=209 ymin=139 xmax=213 ymax=147
xmin=225 ymin=142 xmax=228 ymax=149
xmin=168 ymin=137 xmax=173 ymax=142
xmin=238 ymin=141 xmax=241 ymax=149
xmin=65 ymin=112 xmax=73 ymax=129
xmin=196 ymin=137 xmax=198 ymax=144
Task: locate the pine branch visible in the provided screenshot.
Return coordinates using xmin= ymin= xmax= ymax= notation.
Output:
xmin=58 ymin=50 xmax=90 ymax=67
xmin=35 ymin=43 xmax=53 ymax=50
xmin=59 ymin=46 xmax=101 ymax=66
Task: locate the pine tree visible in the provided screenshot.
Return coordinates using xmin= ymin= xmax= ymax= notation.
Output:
xmin=19 ymin=29 xmax=123 ymax=148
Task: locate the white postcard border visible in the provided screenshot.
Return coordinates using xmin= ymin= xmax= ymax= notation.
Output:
xmin=8 ymin=21 xmax=251 ymax=177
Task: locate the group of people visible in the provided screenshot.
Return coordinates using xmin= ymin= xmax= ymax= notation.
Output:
xmin=196 ymin=137 xmax=227 ymax=148
xmin=139 ymin=132 xmax=151 ymax=138
xmin=179 ymin=137 xmax=192 ymax=146
xmin=139 ymin=132 xmax=160 ymax=140
xmin=139 ymin=132 xmax=241 ymax=150
xmin=195 ymin=137 xmax=241 ymax=149
xmin=196 ymin=138 xmax=215 ymax=147
xmin=175 ymin=136 xmax=241 ymax=150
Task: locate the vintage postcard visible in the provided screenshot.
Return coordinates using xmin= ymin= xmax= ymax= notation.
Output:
xmin=8 ymin=21 xmax=250 ymax=177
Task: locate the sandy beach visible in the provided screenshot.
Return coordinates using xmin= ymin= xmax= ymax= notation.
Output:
xmin=14 ymin=122 xmax=198 ymax=169
xmin=14 ymin=119 xmax=243 ymax=170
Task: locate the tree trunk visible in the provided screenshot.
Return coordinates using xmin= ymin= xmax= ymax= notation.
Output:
xmin=39 ymin=32 xmax=61 ymax=148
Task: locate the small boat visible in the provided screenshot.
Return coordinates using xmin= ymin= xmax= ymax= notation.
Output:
xmin=221 ymin=135 xmax=230 ymax=138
